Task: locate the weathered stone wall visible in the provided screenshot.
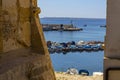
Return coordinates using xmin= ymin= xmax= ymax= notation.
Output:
xmin=0 ymin=0 xmax=31 ymax=52
xmin=0 ymin=49 xmax=56 ymax=80
xmin=0 ymin=0 xmax=56 ymax=80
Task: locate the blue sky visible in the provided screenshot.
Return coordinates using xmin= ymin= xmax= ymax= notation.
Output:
xmin=38 ymin=0 xmax=106 ymax=18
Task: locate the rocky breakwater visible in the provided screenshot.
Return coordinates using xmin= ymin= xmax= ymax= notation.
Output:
xmin=42 ymin=24 xmax=83 ymax=31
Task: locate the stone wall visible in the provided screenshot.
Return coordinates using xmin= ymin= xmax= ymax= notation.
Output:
xmin=0 ymin=0 xmax=56 ymax=80
xmin=104 ymin=0 xmax=120 ymax=80
xmin=0 ymin=49 xmax=56 ymax=80
xmin=0 ymin=0 xmax=31 ymax=52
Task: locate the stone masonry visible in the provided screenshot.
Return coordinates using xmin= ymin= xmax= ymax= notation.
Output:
xmin=104 ymin=0 xmax=120 ymax=80
xmin=0 ymin=0 xmax=56 ymax=80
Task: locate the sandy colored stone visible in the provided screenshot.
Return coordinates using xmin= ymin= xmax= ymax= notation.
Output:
xmin=0 ymin=0 xmax=55 ymax=80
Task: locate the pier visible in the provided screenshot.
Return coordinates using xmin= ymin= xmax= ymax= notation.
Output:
xmin=42 ymin=24 xmax=83 ymax=31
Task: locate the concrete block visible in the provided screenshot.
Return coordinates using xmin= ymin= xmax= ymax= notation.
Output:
xmin=104 ymin=58 xmax=120 ymax=80
xmin=105 ymin=0 xmax=120 ymax=58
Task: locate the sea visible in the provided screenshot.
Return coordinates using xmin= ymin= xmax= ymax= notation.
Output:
xmin=40 ymin=17 xmax=106 ymax=75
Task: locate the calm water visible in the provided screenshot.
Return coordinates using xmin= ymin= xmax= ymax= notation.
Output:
xmin=40 ymin=18 xmax=106 ymax=75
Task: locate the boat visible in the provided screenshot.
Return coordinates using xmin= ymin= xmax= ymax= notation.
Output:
xmin=83 ymin=45 xmax=92 ymax=51
xmin=100 ymin=25 xmax=106 ymax=28
xmin=79 ymin=69 xmax=89 ymax=76
xmin=83 ymin=24 xmax=87 ymax=27
xmin=66 ymin=68 xmax=79 ymax=75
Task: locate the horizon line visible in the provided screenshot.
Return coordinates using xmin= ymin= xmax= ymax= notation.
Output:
xmin=40 ymin=16 xmax=106 ymax=19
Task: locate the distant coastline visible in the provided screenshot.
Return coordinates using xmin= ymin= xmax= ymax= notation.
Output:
xmin=40 ymin=17 xmax=106 ymax=20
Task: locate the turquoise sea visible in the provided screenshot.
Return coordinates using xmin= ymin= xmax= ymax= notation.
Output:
xmin=40 ymin=17 xmax=106 ymax=75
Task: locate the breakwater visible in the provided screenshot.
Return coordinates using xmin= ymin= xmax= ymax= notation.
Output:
xmin=42 ymin=24 xmax=83 ymax=31
xmin=47 ymin=41 xmax=104 ymax=53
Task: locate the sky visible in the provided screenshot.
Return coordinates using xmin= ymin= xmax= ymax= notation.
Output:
xmin=38 ymin=0 xmax=106 ymax=18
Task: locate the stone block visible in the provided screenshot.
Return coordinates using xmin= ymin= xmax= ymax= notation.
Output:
xmin=105 ymin=0 xmax=120 ymax=58
xmin=104 ymin=58 xmax=120 ymax=80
